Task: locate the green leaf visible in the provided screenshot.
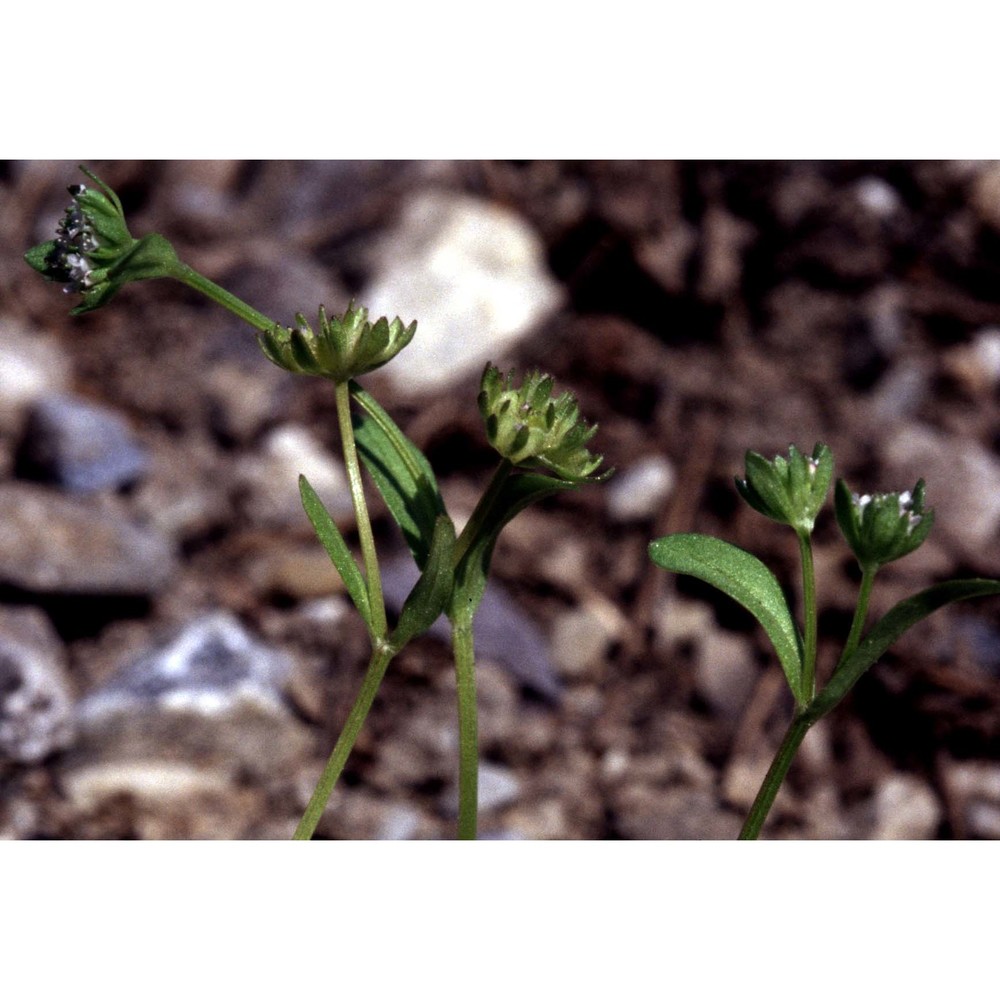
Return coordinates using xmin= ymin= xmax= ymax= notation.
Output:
xmin=299 ymin=474 xmax=372 ymax=631
xmin=450 ymin=472 xmax=576 ymax=624
xmin=804 ymin=578 xmax=1000 ymax=722
xmin=648 ymin=533 xmax=805 ymax=703
xmin=349 ymin=380 xmax=447 ymax=569
xmin=389 ymin=514 xmax=457 ymax=649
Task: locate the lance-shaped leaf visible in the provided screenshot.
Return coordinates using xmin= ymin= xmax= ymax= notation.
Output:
xmin=803 ymin=578 xmax=1000 ymax=723
xmin=349 ymin=380 xmax=448 ymax=570
xmin=389 ymin=514 xmax=456 ymax=650
xmin=450 ymin=473 xmax=577 ymax=624
xmin=649 ymin=533 xmax=805 ymax=704
xmin=299 ymin=474 xmax=372 ymax=631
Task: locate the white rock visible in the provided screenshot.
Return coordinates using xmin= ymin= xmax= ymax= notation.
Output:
xmin=362 ymin=191 xmax=563 ymax=393
xmin=238 ymin=424 xmax=353 ymax=527
xmin=854 ymin=176 xmax=902 ymax=218
xmin=882 ymin=424 xmax=1000 ymax=556
xmin=550 ymin=603 xmax=619 ymax=679
xmin=694 ymin=629 xmax=757 ymax=720
xmin=0 ymin=607 xmax=74 ymax=763
xmin=606 ymin=455 xmax=676 ymax=522
xmin=871 ymin=774 xmax=941 ymax=839
xmin=0 ymin=318 xmax=71 ymax=426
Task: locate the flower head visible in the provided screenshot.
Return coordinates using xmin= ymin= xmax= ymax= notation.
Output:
xmin=735 ymin=443 xmax=833 ymax=535
xmin=25 ymin=166 xmax=178 ymax=314
xmin=834 ymin=478 xmax=934 ymax=570
xmin=258 ymin=302 xmax=416 ymax=383
xmin=478 ymin=364 xmax=608 ymax=481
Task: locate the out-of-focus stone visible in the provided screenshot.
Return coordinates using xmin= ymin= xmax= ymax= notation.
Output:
xmin=550 ymin=602 xmax=620 ymax=680
xmin=69 ymin=613 xmax=312 ymax=788
xmin=614 ymin=785 xmax=741 ymax=840
xmin=853 ymin=176 xmax=903 ymax=218
xmin=943 ymin=327 xmax=1000 ymax=395
xmin=440 ymin=760 xmax=522 ymax=817
xmin=17 ymin=393 xmax=149 ymax=493
xmin=693 ymin=629 xmax=757 ymax=720
xmin=0 ymin=319 xmax=71 ymax=429
xmin=380 ymin=554 xmax=562 ymax=700
xmin=970 ymin=164 xmax=1000 ymax=231
xmin=870 ymin=774 xmax=941 ymax=839
xmin=943 ymin=760 xmax=1000 ymax=838
xmin=0 ymin=483 xmax=176 ymax=595
xmin=361 ymin=191 xmax=564 ymax=394
xmin=237 ymin=424 xmax=353 ymax=528
xmin=605 ymin=455 xmax=676 ymax=522
xmin=881 ymin=423 xmax=1000 ymax=558
xmin=0 ymin=606 xmax=74 ymax=763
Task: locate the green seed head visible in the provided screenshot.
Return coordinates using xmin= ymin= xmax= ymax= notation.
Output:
xmin=478 ymin=364 xmax=608 ymax=481
xmin=258 ymin=302 xmax=417 ymax=383
xmin=735 ymin=442 xmax=833 ymax=535
xmin=834 ymin=477 xmax=934 ymax=570
xmin=24 ymin=166 xmax=178 ymax=314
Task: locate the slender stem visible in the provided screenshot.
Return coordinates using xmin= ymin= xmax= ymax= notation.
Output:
xmin=797 ymin=530 xmax=818 ymax=703
xmin=335 ymin=380 xmax=388 ymax=640
xmin=739 ymin=713 xmax=812 ymax=840
xmin=168 ymin=261 xmax=278 ymax=334
xmin=451 ymin=614 xmax=479 ymax=840
xmin=294 ymin=642 xmax=396 ymax=840
xmin=837 ymin=564 xmax=877 ymax=670
xmin=452 ymin=459 xmax=514 ymax=568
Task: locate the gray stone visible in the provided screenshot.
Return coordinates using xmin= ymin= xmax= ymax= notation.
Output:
xmin=605 ymin=455 xmax=676 ymax=522
xmin=0 ymin=318 xmax=71 ymax=428
xmin=550 ymin=602 xmax=620 ymax=680
xmin=440 ymin=760 xmax=522 ymax=817
xmin=361 ymin=191 xmax=564 ymax=394
xmin=0 ymin=606 xmax=74 ymax=763
xmin=71 ymin=612 xmax=312 ymax=787
xmin=78 ymin=612 xmax=293 ymax=722
xmin=237 ymin=424 xmax=353 ymax=528
xmin=380 ymin=554 xmax=562 ymax=700
xmin=870 ymin=774 xmax=941 ymax=840
xmin=881 ymin=424 xmax=1000 ymax=557
xmin=694 ymin=629 xmax=757 ymax=720
xmin=18 ymin=392 xmax=149 ymax=493
xmin=0 ymin=483 xmax=176 ymax=595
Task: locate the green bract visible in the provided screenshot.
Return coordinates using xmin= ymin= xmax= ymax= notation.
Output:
xmin=478 ymin=364 xmax=608 ymax=481
xmin=258 ymin=303 xmax=416 ymax=384
xmin=834 ymin=478 xmax=934 ymax=570
xmin=24 ymin=166 xmax=180 ymax=314
xmin=735 ymin=443 xmax=833 ymax=535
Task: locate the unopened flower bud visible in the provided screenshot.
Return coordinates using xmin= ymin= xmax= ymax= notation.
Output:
xmin=834 ymin=478 xmax=934 ymax=570
xmin=735 ymin=443 xmax=833 ymax=535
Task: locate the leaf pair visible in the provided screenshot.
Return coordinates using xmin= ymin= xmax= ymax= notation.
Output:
xmin=649 ymin=533 xmax=1000 ymax=719
xmin=300 ymin=381 xmax=454 ymax=649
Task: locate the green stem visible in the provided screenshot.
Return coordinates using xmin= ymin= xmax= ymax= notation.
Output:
xmin=797 ymin=531 xmax=818 ymax=703
xmin=168 ymin=260 xmax=278 ymax=334
xmin=451 ymin=614 xmax=479 ymax=840
xmin=837 ymin=564 xmax=877 ymax=670
xmin=294 ymin=641 xmax=396 ymax=840
xmin=452 ymin=459 xmax=514 ymax=568
xmin=739 ymin=713 xmax=813 ymax=840
xmin=335 ymin=380 xmax=388 ymax=640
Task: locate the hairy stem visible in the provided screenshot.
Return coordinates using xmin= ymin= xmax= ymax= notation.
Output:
xmin=739 ymin=713 xmax=812 ymax=840
xmin=294 ymin=642 xmax=396 ymax=840
xmin=837 ymin=564 xmax=877 ymax=669
xmin=797 ymin=531 xmax=818 ymax=703
xmin=451 ymin=614 xmax=479 ymax=840
xmin=335 ymin=380 xmax=388 ymax=640
xmin=168 ymin=261 xmax=278 ymax=334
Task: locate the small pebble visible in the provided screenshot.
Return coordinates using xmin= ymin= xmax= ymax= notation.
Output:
xmin=606 ymin=455 xmax=676 ymax=522
xmin=18 ymin=392 xmax=149 ymax=493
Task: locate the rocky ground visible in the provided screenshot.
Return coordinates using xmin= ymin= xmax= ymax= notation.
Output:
xmin=2 ymin=160 xmax=1000 ymax=839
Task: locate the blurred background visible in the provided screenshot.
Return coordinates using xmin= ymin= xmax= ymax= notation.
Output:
xmin=1 ymin=160 xmax=999 ymax=839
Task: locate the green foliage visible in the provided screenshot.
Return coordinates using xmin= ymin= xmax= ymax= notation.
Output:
xmin=648 ymin=533 xmax=805 ymax=705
